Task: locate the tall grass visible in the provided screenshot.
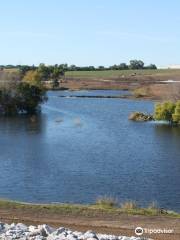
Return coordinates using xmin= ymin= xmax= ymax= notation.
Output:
xmin=95 ymin=196 xmax=118 ymax=208
xmin=121 ymin=201 xmax=138 ymax=210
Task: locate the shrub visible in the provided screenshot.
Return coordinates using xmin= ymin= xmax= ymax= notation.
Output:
xmin=0 ymin=82 xmax=47 ymax=115
xmin=172 ymin=100 xmax=180 ymax=124
xmin=16 ymin=82 xmax=47 ymax=114
xmin=154 ymin=101 xmax=176 ymax=123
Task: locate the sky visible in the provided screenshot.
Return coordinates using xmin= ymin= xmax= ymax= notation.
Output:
xmin=0 ymin=0 xmax=180 ymax=67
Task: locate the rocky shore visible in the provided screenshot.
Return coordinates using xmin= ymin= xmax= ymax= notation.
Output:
xmin=0 ymin=223 xmax=152 ymax=240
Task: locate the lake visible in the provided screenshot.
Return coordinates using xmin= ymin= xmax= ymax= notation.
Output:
xmin=0 ymin=90 xmax=180 ymax=211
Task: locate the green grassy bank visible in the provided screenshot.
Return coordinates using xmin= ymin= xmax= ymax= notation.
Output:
xmin=0 ymin=199 xmax=179 ymax=218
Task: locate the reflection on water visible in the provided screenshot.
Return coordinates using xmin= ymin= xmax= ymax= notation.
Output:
xmin=0 ymin=90 xmax=179 ymax=211
xmin=0 ymin=114 xmax=45 ymax=134
xmin=155 ymin=123 xmax=180 ymax=136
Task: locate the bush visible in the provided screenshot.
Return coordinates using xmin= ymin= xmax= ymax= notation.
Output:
xmin=172 ymin=100 xmax=180 ymax=124
xmin=154 ymin=101 xmax=176 ymax=123
xmin=16 ymin=82 xmax=47 ymax=114
xmin=0 ymin=82 xmax=47 ymax=115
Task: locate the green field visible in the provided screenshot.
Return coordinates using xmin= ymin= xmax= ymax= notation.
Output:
xmin=65 ymin=69 xmax=180 ymax=79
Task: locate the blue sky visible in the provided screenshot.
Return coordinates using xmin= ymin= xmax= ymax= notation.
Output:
xmin=0 ymin=0 xmax=179 ymax=67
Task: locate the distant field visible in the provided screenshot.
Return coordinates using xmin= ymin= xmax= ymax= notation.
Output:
xmin=65 ymin=69 xmax=180 ymax=79
xmin=1 ymin=68 xmax=180 ymax=98
xmin=2 ymin=68 xmax=19 ymax=73
xmin=0 ymin=68 xmax=20 ymax=82
xmin=2 ymin=68 xmax=180 ymax=79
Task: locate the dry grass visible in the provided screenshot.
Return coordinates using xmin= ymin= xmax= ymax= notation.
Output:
xmin=120 ymin=201 xmax=138 ymax=210
xmin=133 ymin=87 xmax=150 ymax=98
xmin=95 ymin=196 xmax=118 ymax=208
xmin=148 ymin=201 xmax=159 ymax=210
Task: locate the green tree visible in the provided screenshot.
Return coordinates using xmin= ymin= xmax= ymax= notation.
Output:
xmin=145 ymin=64 xmax=157 ymax=70
xmin=16 ymin=82 xmax=47 ymax=114
xmin=23 ymin=70 xmax=43 ymax=87
xmin=19 ymin=65 xmax=36 ymax=76
xmin=154 ymin=101 xmax=176 ymax=123
xmin=51 ymin=65 xmax=64 ymax=79
xmin=119 ymin=63 xmax=128 ymax=70
xmin=172 ymin=100 xmax=180 ymax=124
xmin=129 ymin=60 xmax=144 ymax=69
xmin=0 ymin=82 xmax=47 ymax=115
xmin=98 ymin=66 xmax=105 ymax=70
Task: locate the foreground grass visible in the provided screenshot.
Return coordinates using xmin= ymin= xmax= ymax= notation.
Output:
xmin=65 ymin=69 xmax=180 ymax=79
xmin=0 ymin=199 xmax=179 ymax=218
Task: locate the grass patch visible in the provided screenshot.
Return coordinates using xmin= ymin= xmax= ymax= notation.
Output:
xmin=0 ymin=199 xmax=179 ymax=218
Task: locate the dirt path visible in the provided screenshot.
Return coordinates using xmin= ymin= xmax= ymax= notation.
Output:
xmin=0 ymin=209 xmax=179 ymax=240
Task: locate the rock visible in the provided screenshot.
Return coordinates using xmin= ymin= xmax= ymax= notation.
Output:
xmin=38 ymin=224 xmax=55 ymax=237
xmin=84 ymin=231 xmax=97 ymax=239
xmin=86 ymin=238 xmax=98 ymax=240
xmin=10 ymin=223 xmax=16 ymax=229
xmin=0 ymin=222 xmax=152 ymax=240
xmin=73 ymin=231 xmax=82 ymax=238
xmin=56 ymin=227 xmax=66 ymax=235
xmin=67 ymin=234 xmax=78 ymax=240
xmin=0 ymin=222 xmax=5 ymax=232
xmin=29 ymin=225 xmax=38 ymax=232
xmin=16 ymin=223 xmax=28 ymax=231
xmin=129 ymin=112 xmax=154 ymax=121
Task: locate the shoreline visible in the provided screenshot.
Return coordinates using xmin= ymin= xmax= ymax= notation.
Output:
xmin=0 ymin=200 xmax=179 ymax=240
xmin=0 ymin=199 xmax=179 ymax=216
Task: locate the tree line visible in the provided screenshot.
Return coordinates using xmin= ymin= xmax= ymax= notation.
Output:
xmin=0 ymin=60 xmax=157 ymax=74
